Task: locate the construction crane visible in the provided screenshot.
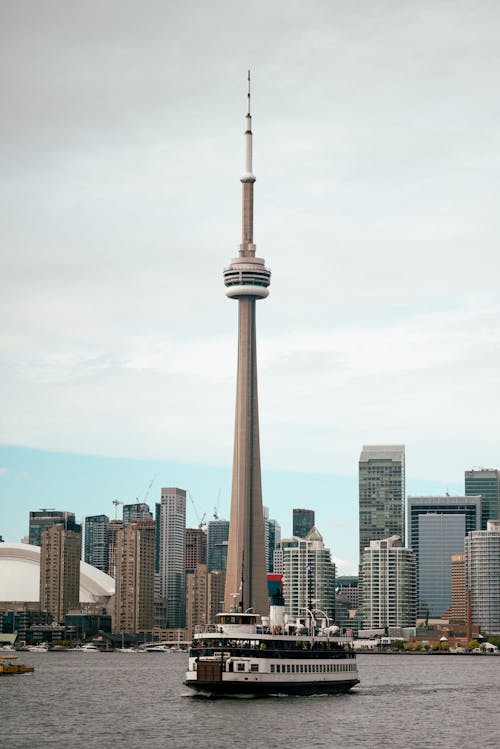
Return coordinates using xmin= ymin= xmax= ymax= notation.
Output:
xmin=142 ymin=475 xmax=157 ymax=504
xmin=112 ymin=499 xmax=124 ymax=520
xmin=188 ymin=492 xmax=207 ymax=529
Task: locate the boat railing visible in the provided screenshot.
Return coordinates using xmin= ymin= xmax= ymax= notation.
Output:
xmin=194 ymin=624 xmax=220 ymax=634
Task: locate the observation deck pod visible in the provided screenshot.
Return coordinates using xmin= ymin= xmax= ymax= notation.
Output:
xmin=224 ymin=256 xmax=271 ymax=299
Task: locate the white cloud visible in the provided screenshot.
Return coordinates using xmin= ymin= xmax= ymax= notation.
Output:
xmin=1 ymin=1 xmax=500 ymax=485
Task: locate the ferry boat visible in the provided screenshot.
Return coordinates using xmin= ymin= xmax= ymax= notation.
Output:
xmin=184 ymin=594 xmax=359 ymax=697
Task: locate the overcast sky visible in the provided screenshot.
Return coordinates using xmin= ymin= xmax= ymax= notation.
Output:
xmin=1 ymin=1 xmax=499 ymax=567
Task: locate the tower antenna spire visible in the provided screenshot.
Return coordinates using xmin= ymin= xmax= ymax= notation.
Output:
xmin=247 ymin=69 xmax=251 ymax=116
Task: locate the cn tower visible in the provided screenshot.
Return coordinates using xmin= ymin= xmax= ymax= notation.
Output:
xmin=223 ymin=72 xmax=271 ymax=616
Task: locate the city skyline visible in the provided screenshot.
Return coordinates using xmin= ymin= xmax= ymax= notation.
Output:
xmin=0 ymin=442 xmax=473 ymax=576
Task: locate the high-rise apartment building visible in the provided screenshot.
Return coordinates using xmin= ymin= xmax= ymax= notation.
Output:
xmin=39 ymin=522 xmax=82 ymax=622
xmin=223 ymin=74 xmax=271 ymax=616
xmin=274 ymin=527 xmax=335 ymax=621
xmin=359 ymin=445 xmax=405 ymax=559
xmin=293 ymin=509 xmax=315 ymax=539
xmin=123 ymin=502 xmax=153 ymax=527
xmin=107 ymin=519 xmax=123 ymax=579
xmin=360 ymin=535 xmax=416 ymax=628
xmin=84 ymin=514 xmax=109 ymax=572
xmin=159 ymin=488 xmax=186 ymax=628
xmin=465 ymin=520 xmax=500 ymax=634
xmin=185 ymin=528 xmax=207 ymax=573
xmin=207 ymin=519 xmax=229 ymax=572
xmin=29 ymin=510 xmax=78 ymax=547
xmin=465 ymin=469 xmax=500 ymax=530
xmin=417 ymin=513 xmax=467 ymax=617
xmin=114 ymin=518 xmax=155 ymax=633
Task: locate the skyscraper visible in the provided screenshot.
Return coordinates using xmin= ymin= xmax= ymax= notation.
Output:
xmin=123 ymin=502 xmax=153 ymax=527
xmin=274 ymin=527 xmax=336 ymax=621
xmin=114 ymin=518 xmax=155 ymax=633
xmin=207 ymin=518 xmax=229 ymax=572
xmin=107 ymin=519 xmax=123 ymax=579
xmin=465 ymin=469 xmax=500 ymax=530
xmin=185 ymin=563 xmax=208 ymax=640
xmin=29 ymin=509 xmax=78 ymax=547
xmin=417 ymin=513 xmax=467 ymax=617
xmin=465 ymin=520 xmax=500 ymax=634
xmin=223 ymin=73 xmax=271 ymax=615
xmin=359 ymin=445 xmax=405 ymax=559
xmin=407 ymin=495 xmax=481 ymax=560
xmin=267 ymin=517 xmax=281 ymax=573
xmin=159 ymin=487 xmax=186 ymax=628
xmin=39 ymin=522 xmax=82 ymax=623
xmin=293 ymin=509 xmax=315 ymax=539
xmin=84 ymin=514 xmax=109 ymax=572
xmin=360 ymin=535 xmax=416 ymax=628
xmin=444 ymin=555 xmax=466 ymax=622
xmin=185 ymin=527 xmax=207 ymax=573
xmin=407 ymin=495 xmax=481 ymax=617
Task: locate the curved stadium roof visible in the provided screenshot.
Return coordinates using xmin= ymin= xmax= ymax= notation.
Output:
xmin=0 ymin=542 xmax=115 ymax=603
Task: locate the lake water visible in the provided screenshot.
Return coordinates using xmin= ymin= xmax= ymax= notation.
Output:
xmin=1 ymin=652 xmax=499 ymax=749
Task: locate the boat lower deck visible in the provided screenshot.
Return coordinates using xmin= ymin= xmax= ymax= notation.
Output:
xmin=184 ymin=676 xmax=359 ymax=696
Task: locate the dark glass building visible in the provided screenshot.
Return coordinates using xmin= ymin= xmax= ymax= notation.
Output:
xmin=84 ymin=515 xmax=109 ymax=572
xmin=29 ymin=509 xmax=78 ymax=547
xmin=292 ymin=508 xmax=315 ymax=539
xmin=465 ymin=469 xmax=500 ymax=530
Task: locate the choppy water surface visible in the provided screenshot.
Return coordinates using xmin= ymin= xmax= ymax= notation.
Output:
xmin=1 ymin=652 xmax=499 ymax=749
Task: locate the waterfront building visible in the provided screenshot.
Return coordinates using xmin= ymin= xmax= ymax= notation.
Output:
xmin=84 ymin=514 xmax=109 ymax=572
xmin=185 ymin=527 xmax=207 ymax=573
xmin=107 ymin=519 xmax=123 ymax=579
xmin=417 ymin=513 xmax=466 ymax=617
xmin=465 ymin=519 xmax=500 ymax=634
xmin=274 ymin=527 xmax=335 ymax=621
xmin=159 ymin=487 xmax=186 ymax=628
xmin=29 ymin=509 xmax=78 ymax=547
xmin=114 ymin=518 xmax=155 ymax=633
xmin=359 ymin=445 xmax=405 ymax=559
xmin=39 ymin=522 xmax=82 ymax=623
xmin=293 ymin=509 xmax=315 ymax=539
xmin=223 ymin=74 xmax=271 ymax=615
xmin=360 ymin=535 xmax=416 ymax=628
xmin=207 ymin=518 xmax=229 ymax=572
xmin=123 ymin=502 xmax=153 ymax=527
xmin=465 ymin=468 xmax=500 ymax=530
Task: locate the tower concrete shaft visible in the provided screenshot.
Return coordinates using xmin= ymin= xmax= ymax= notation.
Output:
xmin=223 ymin=73 xmax=270 ymax=616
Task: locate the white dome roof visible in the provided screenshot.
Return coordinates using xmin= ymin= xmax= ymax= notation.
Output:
xmin=0 ymin=542 xmax=115 ymax=603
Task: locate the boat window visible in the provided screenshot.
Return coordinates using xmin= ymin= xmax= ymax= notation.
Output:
xmin=250 ymin=663 xmax=258 ymax=673
xmin=237 ymin=663 xmax=245 ymax=672
xmin=270 ymin=664 xmax=275 ymax=673
xmin=287 ymin=664 xmax=291 ymax=673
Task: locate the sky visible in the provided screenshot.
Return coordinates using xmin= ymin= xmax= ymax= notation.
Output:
xmin=1 ymin=1 xmax=499 ymax=574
